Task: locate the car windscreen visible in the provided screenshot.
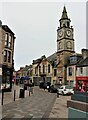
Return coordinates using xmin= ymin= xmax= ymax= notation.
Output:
xmin=65 ymin=86 xmax=73 ymax=89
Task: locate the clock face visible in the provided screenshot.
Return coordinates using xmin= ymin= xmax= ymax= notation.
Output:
xmin=66 ymin=30 xmax=71 ymax=36
xmin=66 ymin=41 xmax=72 ymax=49
xmin=58 ymin=30 xmax=63 ymax=37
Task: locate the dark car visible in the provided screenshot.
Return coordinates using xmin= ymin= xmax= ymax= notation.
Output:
xmin=39 ymin=82 xmax=44 ymax=88
xmin=49 ymin=85 xmax=57 ymax=93
xmin=39 ymin=82 xmax=50 ymax=89
xmin=49 ymin=84 xmax=62 ymax=93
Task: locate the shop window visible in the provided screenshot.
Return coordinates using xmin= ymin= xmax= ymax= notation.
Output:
xmin=2 ymin=75 xmax=10 ymax=89
xmin=68 ymin=67 xmax=72 ymax=76
xmin=48 ymin=64 xmax=50 ymax=73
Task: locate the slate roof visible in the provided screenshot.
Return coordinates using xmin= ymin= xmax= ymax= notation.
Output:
xmin=23 ymin=65 xmax=32 ymax=71
xmin=32 ymin=55 xmax=46 ymax=64
xmin=2 ymin=25 xmax=15 ymax=35
xmin=77 ymin=57 xmax=88 ymax=67
xmin=67 ymin=54 xmax=82 ymax=66
xmin=47 ymin=52 xmax=57 ymax=67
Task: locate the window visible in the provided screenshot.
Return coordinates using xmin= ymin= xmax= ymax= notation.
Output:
xmin=54 ymin=69 xmax=57 ymax=76
xmin=43 ymin=65 xmax=45 ymax=73
xmin=48 ymin=64 xmax=50 ymax=73
xmin=70 ymin=56 xmax=77 ymax=64
xmin=5 ymin=33 xmax=8 ymax=46
xmin=8 ymin=51 xmax=11 ymax=63
xmin=80 ymin=67 xmax=83 ymax=74
xmin=4 ymin=50 xmax=7 ymax=62
xmin=8 ymin=35 xmax=12 ymax=48
xmin=68 ymin=67 xmax=72 ymax=76
xmin=39 ymin=66 xmax=41 ymax=74
xmin=35 ymin=67 xmax=36 ymax=74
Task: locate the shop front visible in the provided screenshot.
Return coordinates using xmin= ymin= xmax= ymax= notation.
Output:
xmin=76 ymin=76 xmax=88 ymax=92
xmin=2 ymin=65 xmax=13 ymax=92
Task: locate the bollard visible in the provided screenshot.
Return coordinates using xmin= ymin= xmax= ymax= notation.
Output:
xmin=14 ymin=90 xmax=16 ymax=101
xmin=2 ymin=91 xmax=4 ymax=105
xmin=29 ymin=90 xmax=30 ymax=96
xmin=19 ymin=89 xmax=25 ymax=98
xmin=31 ymin=87 xmax=33 ymax=94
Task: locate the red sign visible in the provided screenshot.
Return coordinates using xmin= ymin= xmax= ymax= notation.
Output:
xmin=76 ymin=76 xmax=88 ymax=81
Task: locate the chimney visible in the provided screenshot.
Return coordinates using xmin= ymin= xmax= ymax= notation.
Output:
xmin=81 ymin=49 xmax=88 ymax=59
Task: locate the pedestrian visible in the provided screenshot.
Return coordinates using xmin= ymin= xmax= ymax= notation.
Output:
xmin=80 ymin=86 xmax=85 ymax=92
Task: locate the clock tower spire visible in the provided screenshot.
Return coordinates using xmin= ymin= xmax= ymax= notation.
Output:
xmin=57 ymin=6 xmax=75 ymax=54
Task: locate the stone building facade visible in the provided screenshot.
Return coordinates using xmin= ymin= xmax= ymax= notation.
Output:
xmin=32 ymin=53 xmax=57 ymax=85
xmin=0 ymin=21 xmax=15 ymax=91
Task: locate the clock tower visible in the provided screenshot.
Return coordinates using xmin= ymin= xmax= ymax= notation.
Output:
xmin=57 ymin=6 xmax=75 ymax=84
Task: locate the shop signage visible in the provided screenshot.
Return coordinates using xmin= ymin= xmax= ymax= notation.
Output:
xmin=76 ymin=76 xmax=88 ymax=80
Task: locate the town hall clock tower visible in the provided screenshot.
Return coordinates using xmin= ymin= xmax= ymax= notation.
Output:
xmin=57 ymin=6 xmax=75 ymax=84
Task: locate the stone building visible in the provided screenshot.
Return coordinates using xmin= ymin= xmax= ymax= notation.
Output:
xmin=76 ymin=49 xmax=88 ymax=91
xmin=56 ymin=6 xmax=75 ymax=84
xmin=67 ymin=53 xmax=82 ymax=86
xmin=0 ymin=20 xmax=16 ymax=91
xmin=32 ymin=53 xmax=57 ymax=85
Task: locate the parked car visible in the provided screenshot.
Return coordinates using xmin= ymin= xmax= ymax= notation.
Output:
xmin=57 ymin=85 xmax=74 ymax=95
xmin=49 ymin=85 xmax=57 ymax=93
xmin=39 ymin=82 xmax=51 ymax=89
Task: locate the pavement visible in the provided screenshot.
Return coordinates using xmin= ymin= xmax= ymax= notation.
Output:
xmin=49 ymin=95 xmax=71 ymax=118
xmin=1 ymin=85 xmax=71 ymax=119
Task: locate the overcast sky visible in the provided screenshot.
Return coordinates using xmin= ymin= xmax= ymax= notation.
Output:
xmin=0 ymin=0 xmax=87 ymax=70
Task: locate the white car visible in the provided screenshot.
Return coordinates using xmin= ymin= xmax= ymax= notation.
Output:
xmin=57 ymin=85 xmax=74 ymax=95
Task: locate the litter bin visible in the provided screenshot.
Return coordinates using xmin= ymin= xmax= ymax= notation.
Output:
xmin=19 ymin=89 xmax=25 ymax=98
